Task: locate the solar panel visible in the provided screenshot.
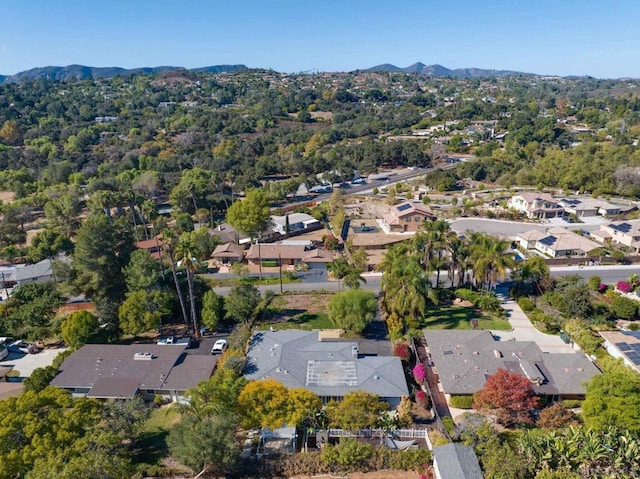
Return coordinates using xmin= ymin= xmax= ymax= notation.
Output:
xmin=396 ymin=203 xmax=412 ymax=212
xmin=538 ymin=236 xmax=558 ymax=247
xmin=613 ymin=223 xmax=632 ymax=233
xmin=616 ymin=342 xmax=632 ymax=351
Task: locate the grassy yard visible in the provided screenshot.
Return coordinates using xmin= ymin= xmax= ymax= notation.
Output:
xmin=423 ymin=305 xmax=511 ymax=331
xmin=133 ymin=405 xmax=182 ymax=468
xmin=257 ymin=293 xmax=334 ymax=330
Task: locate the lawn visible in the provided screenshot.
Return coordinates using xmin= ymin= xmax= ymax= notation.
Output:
xmin=422 ymin=305 xmax=511 ymax=331
xmin=257 ymin=293 xmax=334 ymax=330
xmin=133 ymin=405 xmax=182 ymax=468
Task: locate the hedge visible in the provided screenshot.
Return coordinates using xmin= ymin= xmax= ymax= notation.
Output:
xmin=518 ymin=297 xmax=535 ymax=312
xmin=449 ymin=395 xmax=474 ymax=409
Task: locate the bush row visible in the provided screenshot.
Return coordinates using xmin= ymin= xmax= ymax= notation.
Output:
xmin=449 ymin=395 xmax=474 ymax=409
xmin=269 ymin=439 xmax=432 ymax=477
xmin=455 ymin=289 xmax=504 ymax=315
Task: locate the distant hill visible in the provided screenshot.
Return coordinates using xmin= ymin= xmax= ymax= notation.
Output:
xmin=0 ymin=64 xmax=248 ymax=84
xmin=362 ymin=62 xmax=531 ymax=78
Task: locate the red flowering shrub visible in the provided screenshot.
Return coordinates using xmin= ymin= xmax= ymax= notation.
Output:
xmin=393 ymin=342 xmax=411 ymax=361
xmin=617 ymin=281 xmax=632 ymax=293
xmin=415 ymin=390 xmax=430 ymax=407
xmin=413 ymin=363 xmax=426 ymax=384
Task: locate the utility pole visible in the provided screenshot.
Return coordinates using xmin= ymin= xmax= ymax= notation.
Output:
xmin=279 ymin=254 xmax=283 ymax=294
xmin=257 ymin=234 xmax=263 ymax=280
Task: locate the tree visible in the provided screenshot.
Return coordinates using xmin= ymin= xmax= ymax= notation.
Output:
xmin=582 ymin=361 xmax=640 ymax=432
xmin=226 ymin=189 xmax=270 ymax=239
xmin=60 ymin=311 xmax=99 ymax=349
xmin=473 ymin=368 xmax=540 ymax=427
xmin=72 ymin=214 xmax=134 ymax=308
xmin=118 ymin=289 xmax=172 ymax=336
xmin=167 ymin=414 xmax=239 ymax=477
xmin=325 ymin=391 xmax=389 ymax=431
xmin=237 ymin=378 xmax=291 ymax=429
xmin=327 ymin=289 xmax=377 ymax=334
xmin=186 ymin=367 xmax=247 ymax=418
xmin=0 ymin=387 xmax=104 ymax=478
xmin=225 ymin=284 xmax=261 ymax=323
xmin=28 ymin=228 xmax=74 ymax=263
xmin=175 ymin=233 xmax=200 ymax=339
xmin=201 ymin=290 xmax=225 ymax=331
xmin=123 ymin=249 xmax=160 ymax=293
xmin=537 ymin=403 xmax=577 ymax=429
xmin=471 ymin=234 xmax=515 ymax=292
xmin=287 ymin=388 xmax=323 ymax=427
xmin=23 ymin=366 xmax=58 ymax=393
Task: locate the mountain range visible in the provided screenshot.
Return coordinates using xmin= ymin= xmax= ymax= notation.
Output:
xmin=0 ymin=61 xmax=534 ymax=84
xmin=361 ymin=62 xmax=531 ymax=78
xmin=0 ymin=64 xmax=248 ymax=84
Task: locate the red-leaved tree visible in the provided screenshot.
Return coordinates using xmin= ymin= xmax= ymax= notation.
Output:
xmin=472 ymin=368 xmax=540 ymax=427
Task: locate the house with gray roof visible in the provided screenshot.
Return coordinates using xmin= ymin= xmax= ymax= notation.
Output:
xmin=50 ymin=344 xmax=217 ymax=402
xmin=432 ymin=443 xmax=483 ymax=479
xmin=423 ymin=330 xmax=600 ymax=401
xmin=244 ymin=330 xmax=408 ymax=407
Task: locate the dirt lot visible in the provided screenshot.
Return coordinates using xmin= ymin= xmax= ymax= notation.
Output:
xmin=264 ymin=293 xmax=333 ymax=328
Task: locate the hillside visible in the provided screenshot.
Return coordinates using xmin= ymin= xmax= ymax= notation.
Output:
xmin=0 ymin=64 xmax=248 ymax=83
xmin=363 ymin=62 xmax=531 ymax=78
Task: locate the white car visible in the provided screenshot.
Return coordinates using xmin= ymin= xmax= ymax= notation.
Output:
xmin=211 ymin=339 xmax=228 ymax=354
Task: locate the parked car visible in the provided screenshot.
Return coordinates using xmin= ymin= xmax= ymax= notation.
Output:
xmin=211 ymin=339 xmax=228 ymax=354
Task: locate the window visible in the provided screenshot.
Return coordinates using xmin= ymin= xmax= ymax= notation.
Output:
xmin=415 ymin=216 xmax=421 ymax=222
xmin=405 ymin=217 xmax=411 ymax=222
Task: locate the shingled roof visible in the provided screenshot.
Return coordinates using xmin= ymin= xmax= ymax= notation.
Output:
xmin=423 ymin=330 xmax=600 ymax=396
xmin=244 ymin=330 xmax=408 ymax=400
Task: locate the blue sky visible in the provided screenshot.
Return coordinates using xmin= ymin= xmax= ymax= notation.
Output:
xmin=1 ymin=0 xmax=638 ymax=78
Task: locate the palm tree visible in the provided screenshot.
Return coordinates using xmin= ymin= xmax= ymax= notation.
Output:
xmin=414 ymin=219 xmax=450 ymax=288
xmin=380 ymin=244 xmax=437 ymax=327
xmin=162 ymin=229 xmax=189 ymax=328
xmin=175 ymin=234 xmax=200 ymax=340
xmin=471 ymin=233 xmax=515 ymax=293
xmin=327 ymin=258 xmax=350 ymax=291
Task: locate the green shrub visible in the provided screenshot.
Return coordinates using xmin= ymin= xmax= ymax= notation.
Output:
xmin=261 ymin=260 xmax=277 ymax=267
xmin=450 ymin=395 xmax=475 ymax=409
xmin=561 ymin=399 xmax=583 ymax=409
xmin=611 ymin=295 xmax=638 ymax=320
xmin=455 ymin=288 xmax=478 ymax=302
xmin=518 ymin=297 xmax=535 ymax=312
xmin=441 ymin=416 xmax=456 ymax=436
xmin=629 ymin=323 xmax=640 ymax=331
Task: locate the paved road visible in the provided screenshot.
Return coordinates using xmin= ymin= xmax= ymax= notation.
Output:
xmin=550 ymin=264 xmax=640 ymax=284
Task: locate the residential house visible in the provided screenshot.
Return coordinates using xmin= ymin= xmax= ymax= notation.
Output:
xmin=597 ymin=220 xmax=640 ymax=252
xmin=381 ymin=201 xmax=436 ymax=233
xmin=508 ymin=193 xmax=564 ymax=219
xmin=514 ymin=229 xmax=547 ymax=250
xmin=210 ymin=242 xmax=245 ymax=265
xmin=134 ymin=235 xmax=167 ymax=260
xmin=271 ymin=213 xmax=321 ymax=235
xmin=245 ymin=243 xmax=334 ymax=268
xmin=243 ymin=330 xmax=409 ymax=407
xmin=423 ymin=330 xmax=600 ymax=402
xmin=599 ymin=330 xmax=640 ymax=374
xmin=432 ymin=443 xmax=483 ymax=479
xmin=533 ymin=227 xmax=601 ymax=258
xmin=557 ymin=197 xmax=622 ymax=218
xmin=50 ymin=344 xmax=217 ymax=402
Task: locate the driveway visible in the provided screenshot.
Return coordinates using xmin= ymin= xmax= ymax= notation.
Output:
xmin=1 ymin=347 xmax=67 ymax=378
xmin=493 ymin=286 xmax=574 ymax=353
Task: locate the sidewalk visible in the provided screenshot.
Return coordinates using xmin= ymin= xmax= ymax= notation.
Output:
xmin=493 ymin=288 xmax=574 ymax=353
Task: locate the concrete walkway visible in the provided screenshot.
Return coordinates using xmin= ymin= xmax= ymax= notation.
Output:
xmin=492 ymin=287 xmax=574 ymax=353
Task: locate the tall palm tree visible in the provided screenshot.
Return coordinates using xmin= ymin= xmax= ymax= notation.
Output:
xmin=175 ymin=234 xmax=200 ymax=340
xmin=414 ymin=219 xmax=450 ymax=288
xmin=471 ymin=233 xmax=515 ymax=293
xmin=162 ymin=229 xmax=189 ymax=328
